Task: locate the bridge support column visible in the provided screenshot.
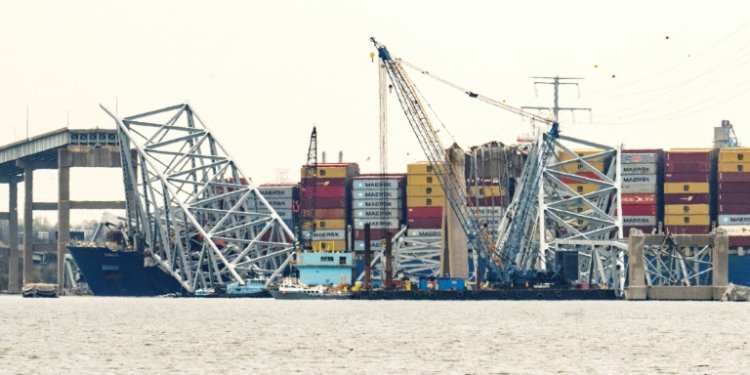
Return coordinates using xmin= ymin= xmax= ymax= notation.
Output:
xmin=57 ymin=149 xmax=71 ymax=293
xmin=8 ymin=179 xmax=19 ymax=293
xmin=23 ymin=166 xmax=34 ymax=286
xmin=712 ymin=228 xmax=729 ymax=300
xmin=626 ymin=229 xmax=646 ymax=300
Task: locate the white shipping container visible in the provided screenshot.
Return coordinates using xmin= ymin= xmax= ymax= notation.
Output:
xmin=407 ymin=228 xmax=442 ymax=237
xmin=259 ymin=187 xmax=295 ymax=199
xmin=353 ymin=199 xmax=402 ymax=209
xmin=353 ymin=218 xmax=400 ymax=229
xmin=719 ymin=215 xmax=750 ymax=226
xmin=622 ymin=153 xmax=659 ymax=164
xmin=352 ymin=179 xmax=402 ymax=191
xmin=354 ymin=190 xmax=401 ymax=199
xmin=622 ymin=164 xmax=658 ymax=175
xmin=622 ymin=184 xmax=657 ymax=194
xmin=353 ymin=208 xmax=402 ymax=219
xmin=718 ymin=225 xmax=750 ymax=236
xmin=623 ymin=216 xmax=657 ymax=226
xmin=301 ymin=229 xmax=346 ymax=241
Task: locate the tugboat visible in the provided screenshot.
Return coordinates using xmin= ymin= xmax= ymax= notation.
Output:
xmin=269 ymin=277 xmax=351 ymax=300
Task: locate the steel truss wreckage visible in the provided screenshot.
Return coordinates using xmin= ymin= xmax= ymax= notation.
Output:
xmin=101 ymin=103 xmax=297 ymax=294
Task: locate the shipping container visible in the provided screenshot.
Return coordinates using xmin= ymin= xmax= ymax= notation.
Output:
xmin=666 ymin=225 xmax=712 ymax=235
xmin=718 ymin=193 xmax=750 ymax=204
xmin=718 ymin=225 xmax=750 ymax=236
xmin=352 ymin=199 xmax=402 ymax=209
xmin=302 ymin=219 xmax=346 ymax=230
xmin=300 ymin=186 xmax=347 ymax=199
xmin=407 ymin=217 xmax=443 ymax=228
xmin=558 ymin=161 xmax=606 ymax=173
xmin=664 ymin=173 xmax=710 ymax=183
xmin=256 ymin=208 xmax=294 ymax=220
xmin=407 ymin=162 xmax=441 ymax=175
xmin=406 ymin=185 xmax=445 ymax=197
xmin=407 ymin=206 xmax=444 ymax=218
xmin=467 ymin=197 xmax=506 ymax=206
xmin=311 ymin=240 xmax=347 ymax=252
xmin=718 ymin=148 xmax=750 ymax=163
xmin=622 ymin=164 xmax=658 ymax=175
xmin=729 ymin=237 xmax=750 ymax=247
xmin=353 ymin=218 xmax=400 ymax=229
xmin=564 ymin=183 xmax=602 ymax=195
xmin=300 ymin=178 xmax=347 ymax=187
xmin=622 ymin=183 xmax=657 ymax=194
xmin=258 ymin=187 xmax=297 ymax=199
xmin=664 ymin=204 xmax=710 ymax=215
xmin=407 ymin=174 xmax=440 ymax=186
xmin=623 ymin=225 xmax=658 ymax=235
xmin=665 ymin=150 xmax=712 ymax=163
xmin=301 ymin=208 xmax=346 ymax=220
xmin=406 ymin=196 xmax=444 ymax=207
xmin=719 ymin=182 xmax=748 ymax=193
xmin=718 ymin=172 xmax=750 ymax=182
xmin=300 ymin=163 xmax=359 ymax=179
xmin=663 ymin=193 xmax=711 ymax=205
xmin=623 ymin=216 xmax=657 ymax=226
xmin=301 ymin=229 xmax=346 ymax=241
xmin=665 ymin=162 xmax=710 ymax=174
xmin=719 ymin=162 xmax=750 ymax=173
xmin=467 ymin=185 xmax=504 ymax=197
xmin=406 ymin=228 xmax=442 ymax=237
xmin=664 ymin=182 xmax=710 ymax=194
xmin=664 ymin=215 xmax=711 ymax=226
xmin=622 ymin=193 xmax=657 ymax=205
xmin=354 ymin=240 xmax=385 ymax=251
xmin=621 ymin=204 xmax=657 ymax=216
xmin=354 ymin=229 xmax=395 ymax=241
xmin=353 ymin=208 xmax=402 ymax=219
xmin=718 ymin=203 xmax=750 ymax=214
xmin=622 ymin=152 xmax=660 ymax=164
xmin=718 ymin=215 xmax=750 ymax=225
xmin=354 ymin=190 xmax=402 ymax=200
xmin=264 ymin=199 xmax=293 ymax=209
xmin=300 ymin=197 xmax=346 ymax=209
xmin=352 ymin=178 xmax=403 ymax=191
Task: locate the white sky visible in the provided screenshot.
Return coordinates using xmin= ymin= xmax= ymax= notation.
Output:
xmin=1 ymin=0 xmax=749 ymax=224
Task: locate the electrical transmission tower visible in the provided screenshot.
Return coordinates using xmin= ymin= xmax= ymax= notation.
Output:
xmin=522 ymin=76 xmax=591 ymax=124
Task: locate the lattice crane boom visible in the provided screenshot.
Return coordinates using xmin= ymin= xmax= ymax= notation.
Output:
xmin=371 ymin=37 xmax=502 ymax=280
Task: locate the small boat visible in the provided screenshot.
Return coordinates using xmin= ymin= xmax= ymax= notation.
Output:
xmin=21 ymin=283 xmax=59 ymax=298
xmin=192 ymin=280 xmax=271 ymax=298
xmin=269 ymin=278 xmax=350 ymax=300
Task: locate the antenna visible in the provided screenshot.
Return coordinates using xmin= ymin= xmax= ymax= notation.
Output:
xmin=521 ymin=76 xmax=591 ymax=124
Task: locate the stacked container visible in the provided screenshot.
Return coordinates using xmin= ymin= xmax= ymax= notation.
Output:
xmin=717 ymin=148 xmax=750 ymax=247
xmin=663 ymin=149 xmax=714 ymax=235
xmin=351 ymin=174 xmax=406 ymax=251
xmin=258 ymin=184 xmax=300 ymax=233
xmin=300 ymin=163 xmax=359 ymax=251
xmin=406 ymin=162 xmax=444 ymax=244
xmin=556 ymin=149 xmax=609 ymax=229
xmin=620 ymin=150 xmax=662 ymax=236
xmin=466 ymin=179 xmax=505 ymax=241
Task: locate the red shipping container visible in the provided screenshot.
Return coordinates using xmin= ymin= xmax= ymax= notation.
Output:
xmin=468 ymin=197 xmax=506 ymax=206
xmin=621 ymin=204 xmax=657 ymax=216
xmin=666 ymin=225 xmax=712 ymax=235
xmin=664 ymin=193 xmax=710 ymax=205
xmin=664 ymin=173 xmax=709 ymax=183
xmin=665 ymin=162 xmax=710 ymax=173
xmin=407 ymin=206 xmax=443 ymax=219
xmin=301 ymin=208 xmax=346 ymax=220
xmin=718 ymin=204 xmax=750 ymax=215
xmin=354 ymin=228 xmax=398 ymax=240
xmin=621 ymin=193 xmax=656 ymax=205
xmin=623 ymin=226 xmax=658 ymax=236
xmin=300 ymin=186 xmax=347 ymax=199
xmin=665 ymin=152 xmax=711 ymax=163
xmin=719 ymin=182 xmax=748 ymax=193
xmin=718 ymin=193 xmax=750 ymax=204
xmin=300 ymin=178 xmax=347 ymax=187
xmin=718 ymin=172 xmax=750 ymax=183
xmin=300 ymin=197 xmax=346 ymax=209
xmin=407 ymin=217 xmax=442 ymax=228
xmin=730 ymin=236 xmax=750 ymax=247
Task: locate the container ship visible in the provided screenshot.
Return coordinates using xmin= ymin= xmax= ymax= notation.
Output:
xmin=70 ymin=143 xmax=750 ymax=296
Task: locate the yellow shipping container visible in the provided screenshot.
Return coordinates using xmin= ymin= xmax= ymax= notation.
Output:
xmin=406 ymin=196 xmax=445 ymax=207
xmin=664 ymin=182 xmax=710 ymax=194
xmin=300 ymin=165 xmax=358 ymax=179
xmin=664 ymin=204 xmax=710 ymax=215
xmin=718 ymin=162 xmax=750 ymax=173
xmin=565 ymin=183 xmax=600 ymax=195
xmin=559 ymin=161 xmax=605 ymax=173
xmin=719 ymin=148 xmax=750 ymax=163
xmin=406 ymin=185 xmax=445 ymax=197
xmin=407 ymin=162 xmax=444 ymax=175
xmin=302 ymin=219 xmax=346 ymax=230
xmin=664 ymin=215 xmax=711 ymax=226
xmin=311 ymin=240 xmax=347 ymax=252
xmin=407 ymin=174 xmax=440 ymax=186
xmin=557 ymin=149 xmax=603 ymax=161
xmin=468 ymin=185 xmax=504 ymax=197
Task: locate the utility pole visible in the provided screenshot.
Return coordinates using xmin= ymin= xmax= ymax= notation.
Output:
xmin=522 ymin=76 xmax=591 ymax=124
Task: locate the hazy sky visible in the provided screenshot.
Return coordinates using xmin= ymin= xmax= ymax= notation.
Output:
xmin=1 ymin=0 xmax=749 ymax=223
